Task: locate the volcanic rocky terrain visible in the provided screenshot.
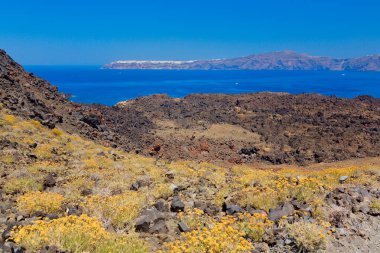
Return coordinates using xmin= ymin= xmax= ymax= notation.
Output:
xmin=1 ymin=49 xmax=380 ymax=253
xmin=1 ymin=48 xmax=380 ymax=166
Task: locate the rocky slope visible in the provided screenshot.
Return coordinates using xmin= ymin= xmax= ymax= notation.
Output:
xmin=104 ymin=51 xmax=380 ymax=71
xmin=117 ymin=93 xmax=380 ymax=165
xmin=1 ymin=110 xmax=380 ymax=253
xmin=0 ymin=49 xmax=154 ymax=151
xmin=1 ymin=49 xmax=380 ymax=253
xmin=1 ymin=49 xmax=380 ymax=166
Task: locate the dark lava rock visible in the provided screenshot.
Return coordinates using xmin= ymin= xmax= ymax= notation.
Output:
xmin=222 ymin=202 xmax=244 ymax=215
xmin=80 ymin=188 xmax=92 ymax=196
xmin=154 ymin=199 xmax=168 ymax=212
xmin=66 ymin=207 xmax=81 ymax=216
xmin=29 ymin=143 xmax=38 ymax=149
xmin=1 ymin=225 xmax=14 ymax=242
xmin=135 ymin=207 xmax=166 ymax=233
xmin=43 ymin=174 xmax=56 ymax=189
xmin=130 ymin=182 xmax=140 ymax=191
xmin=240 ymin=147 xmax=259 ymax=156
xmin=149 ymin=219 xmax=168 ymax=234
xmin=171 ymin=196 xmax=185 ymax=212
xmin=268 ymin=203 xmax=295 ymax=221
xmin=40 ymin=246 xmax=60 ymax=253
xmin=178 ymin=221 xmax=191 ymax=232
xmin=81 ymin=114 xmax=101 ymax=129
xmin=12 ymin=246 xmax=24 ymax=253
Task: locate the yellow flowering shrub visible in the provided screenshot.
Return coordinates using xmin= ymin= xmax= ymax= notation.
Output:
xmin=51 ymin=128 xmax=64 ymax=136
xmin=82 ymin=192 xmax=146 ymax=229
xmin=34 ymin=143 xmax=54 ymax=159
xmin=10 ymin=215 xmax=148 ymax=253
xmin=236 ymin=187 xmax=281 ymax=212
xmin=177 ymin=208 xmax=211 ymax=230
xmin=287 ymin=221 xmax=328 ymax=252
xmin=1 ymin=114 xmax=17 ymax=125
xmin=237 ymin=213 xmax=273 ymax=242
xmin=274 ymin=177 xmax=325 ymax=203
xmin=160 ymin=216 xmax=253 ymax=253
xmin=17 ymin=191 xmax=65 ymax=215
xmin=161 ymin=212 xmax=273 ymax=252
xmin=10 ymin=215 xmax=109 ymax=251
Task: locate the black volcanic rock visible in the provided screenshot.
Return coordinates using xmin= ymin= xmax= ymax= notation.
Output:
xmin=103 ymin=50 xmax=380 ymax=71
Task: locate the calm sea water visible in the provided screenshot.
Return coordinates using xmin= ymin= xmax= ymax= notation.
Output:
xmin=25 ymin=66 xmax=380 ymax=106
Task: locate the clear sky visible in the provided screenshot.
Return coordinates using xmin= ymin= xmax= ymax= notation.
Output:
xmin=1 ymin=0 xmax=379 ymax=65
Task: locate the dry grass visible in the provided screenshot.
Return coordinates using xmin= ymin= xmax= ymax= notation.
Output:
xmin=1 ymin=109 xmax=380 ymax=253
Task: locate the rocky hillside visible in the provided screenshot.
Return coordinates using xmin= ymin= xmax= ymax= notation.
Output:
xmin=117 ymin=93 xmax=380 ymax=165
xmin=1 ymin=109 xmax=380 ymax=253
xmin=104 ymin=51 xmax=380 ymax=71
xmin=1 ymin=49 xmax=380 ymax=166
xmin=0 ymin=49 xmax=154 ymax=152
xmin=1 ymin=49 xmax=380 ymax=253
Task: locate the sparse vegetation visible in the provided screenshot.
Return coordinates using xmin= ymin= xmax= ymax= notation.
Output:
xmin=3 ymin=177 xmax=43 ymax=194
xmin=82 ymin=192 xmax=146 ymax=229
xmin=287 ymin=221 xmax=328 ymax=252
xmin=17 ymin=191 xmax=65 ymax=215
xmin=10 ymin=215 xmax=148 ymax=253
xmin=1 ymin=109 xmax=380 ymax=252
xmin=370 ymin=199 xmax=380 ymax=211
xmin=159 ymin=216 xmax=254 ymax=253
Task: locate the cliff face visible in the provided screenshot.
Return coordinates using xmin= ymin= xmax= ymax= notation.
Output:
xmin=104 ymin=50 xmax=380 ymax=71
xmin=1 ymin=49 xmax=380 ymax=165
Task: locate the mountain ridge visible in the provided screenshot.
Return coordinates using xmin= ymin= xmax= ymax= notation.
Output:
xmin=103 ymin=50 xmax=380 ymax=71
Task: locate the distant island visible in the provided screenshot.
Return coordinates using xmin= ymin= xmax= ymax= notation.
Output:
xmin=103 ymin=50 xmax=380 ymax=71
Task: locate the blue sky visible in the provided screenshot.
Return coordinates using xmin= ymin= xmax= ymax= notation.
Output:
xmin=1 ymin=0 xmax=379 ymax=65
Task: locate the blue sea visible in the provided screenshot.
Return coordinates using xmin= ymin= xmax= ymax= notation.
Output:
xmin=25 ymin=66 xmax=380 ymax=106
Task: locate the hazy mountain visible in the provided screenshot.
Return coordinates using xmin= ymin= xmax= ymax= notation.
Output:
xmin=103 ymin=50 xmax=380 ymax=71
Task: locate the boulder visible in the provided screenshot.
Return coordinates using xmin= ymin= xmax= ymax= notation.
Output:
xmin=222 ymin=203 xmax=244 ymax=215
xmin=1 ymin=225 xmax=14 ymax=242
xmin=12 ymin=246 xmax=24 ymax=253
xmin=170 ymin=196 xmax=185 ymax=212
xmin=339 ymin=176 xmax=349 ymax=184
xmin=149 ymin=219 xmax=168 ymax=234
xmin=135 ymin=207 xmax=166 ymax=233
xmin=40 ymin=246 xmax=59 ymax=253
xmin=130 ymin=182 xmax=140 ymax=191
xmin=43 ymin=174 xmax=56 ymax=189
xmin=154 ymin=199 xmax=168 ymax=212
xmin=268 ymin=203 xmax=294 ymax=221
xmin=178 ymin=221 xmax=191 ymax=232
